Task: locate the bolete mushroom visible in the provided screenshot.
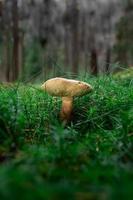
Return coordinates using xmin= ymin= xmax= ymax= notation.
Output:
xmin=41 ymin=77 xmax=93 ymax=124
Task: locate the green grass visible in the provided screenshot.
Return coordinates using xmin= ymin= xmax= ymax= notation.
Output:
xmin=0 ymin=75 xmax=133 ymax=200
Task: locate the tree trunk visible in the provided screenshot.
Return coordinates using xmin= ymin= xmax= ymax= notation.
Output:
xmin=105 ymin=47 xmax=111 ymax=74
xmin=18 ymin=31 xmax=24 ymax=78
xmin=71 ymin=0 xmax=79 ymax=75
xmin=63 ymin=0 xmax=72 ymax=71
xmin=81 ymin=13 xmax=89 ymax=73
xmin=89 ymin=11 xmax=98 ymax=75
xmin=0 ymin=0 xmax=2 ymax=17
xmin=3 ymin=31 xmax=11 ymax=82
xmin=90 ymin=48 xmax=98 ymax=75
xmin=12 ymin=0 xmax=19 ymax=81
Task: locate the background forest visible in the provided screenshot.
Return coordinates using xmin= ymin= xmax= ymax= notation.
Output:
xmin=0 ymin=0 xmax=133 ymax=82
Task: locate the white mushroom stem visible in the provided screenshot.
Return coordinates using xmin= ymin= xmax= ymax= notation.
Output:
xmin=60 ymin=97 xmax=73 ymax=123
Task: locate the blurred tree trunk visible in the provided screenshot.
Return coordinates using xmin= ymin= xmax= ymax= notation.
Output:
xmin=12 ymin=0 xmax=19 ymax=81
xmin=3 ymin=31 xmax=11 ymax=81
xmin=0 ymin=0 xmax=11 ymax=82
xmin=0 ymin=0 xmax=2 ymax=17
xmin=64 ymin=0 xmax=71 ymax=68
xmin=105 ymin=47 xmax=111 ymax=74
xmin=81 ymin=13 xmax=89 ymax=73
xmin=18 ymin=31 xmax=24 ymax=77
xmin=39 ymin=0 xmax=51 ymax=78
xmin=89 ymin=11 xmax=98 ymax=75
xmin=104 ymin=4 xmax=113 ymax=74
xmin=0 ymin=0 xmax=3 ymax=80
xmin=90 ymin=48 xmax=98 ymax=75
xmin=70 ymin=0 xmax=79 ymax=75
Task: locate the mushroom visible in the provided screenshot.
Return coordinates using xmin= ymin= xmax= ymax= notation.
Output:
xmin=41 ymin=77 xmax=93 ymax=124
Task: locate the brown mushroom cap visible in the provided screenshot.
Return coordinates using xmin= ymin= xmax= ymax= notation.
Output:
xmin=41 ymin=77 xmax=93 ymax=97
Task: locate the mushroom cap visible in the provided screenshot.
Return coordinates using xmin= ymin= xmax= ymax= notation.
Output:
xmin=41 ymin=77 xmax=93 ymax=97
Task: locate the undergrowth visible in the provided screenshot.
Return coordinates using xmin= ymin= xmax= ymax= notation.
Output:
xmin=0 ymin=75 xmax=133 ymax=200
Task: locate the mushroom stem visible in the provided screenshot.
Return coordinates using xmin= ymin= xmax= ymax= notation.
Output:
xmin=60 ymin=96 xmax=73 ymax=124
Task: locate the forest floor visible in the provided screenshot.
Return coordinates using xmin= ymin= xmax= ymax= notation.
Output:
xmin=0 ymin=72 xmax=133 ymax=200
